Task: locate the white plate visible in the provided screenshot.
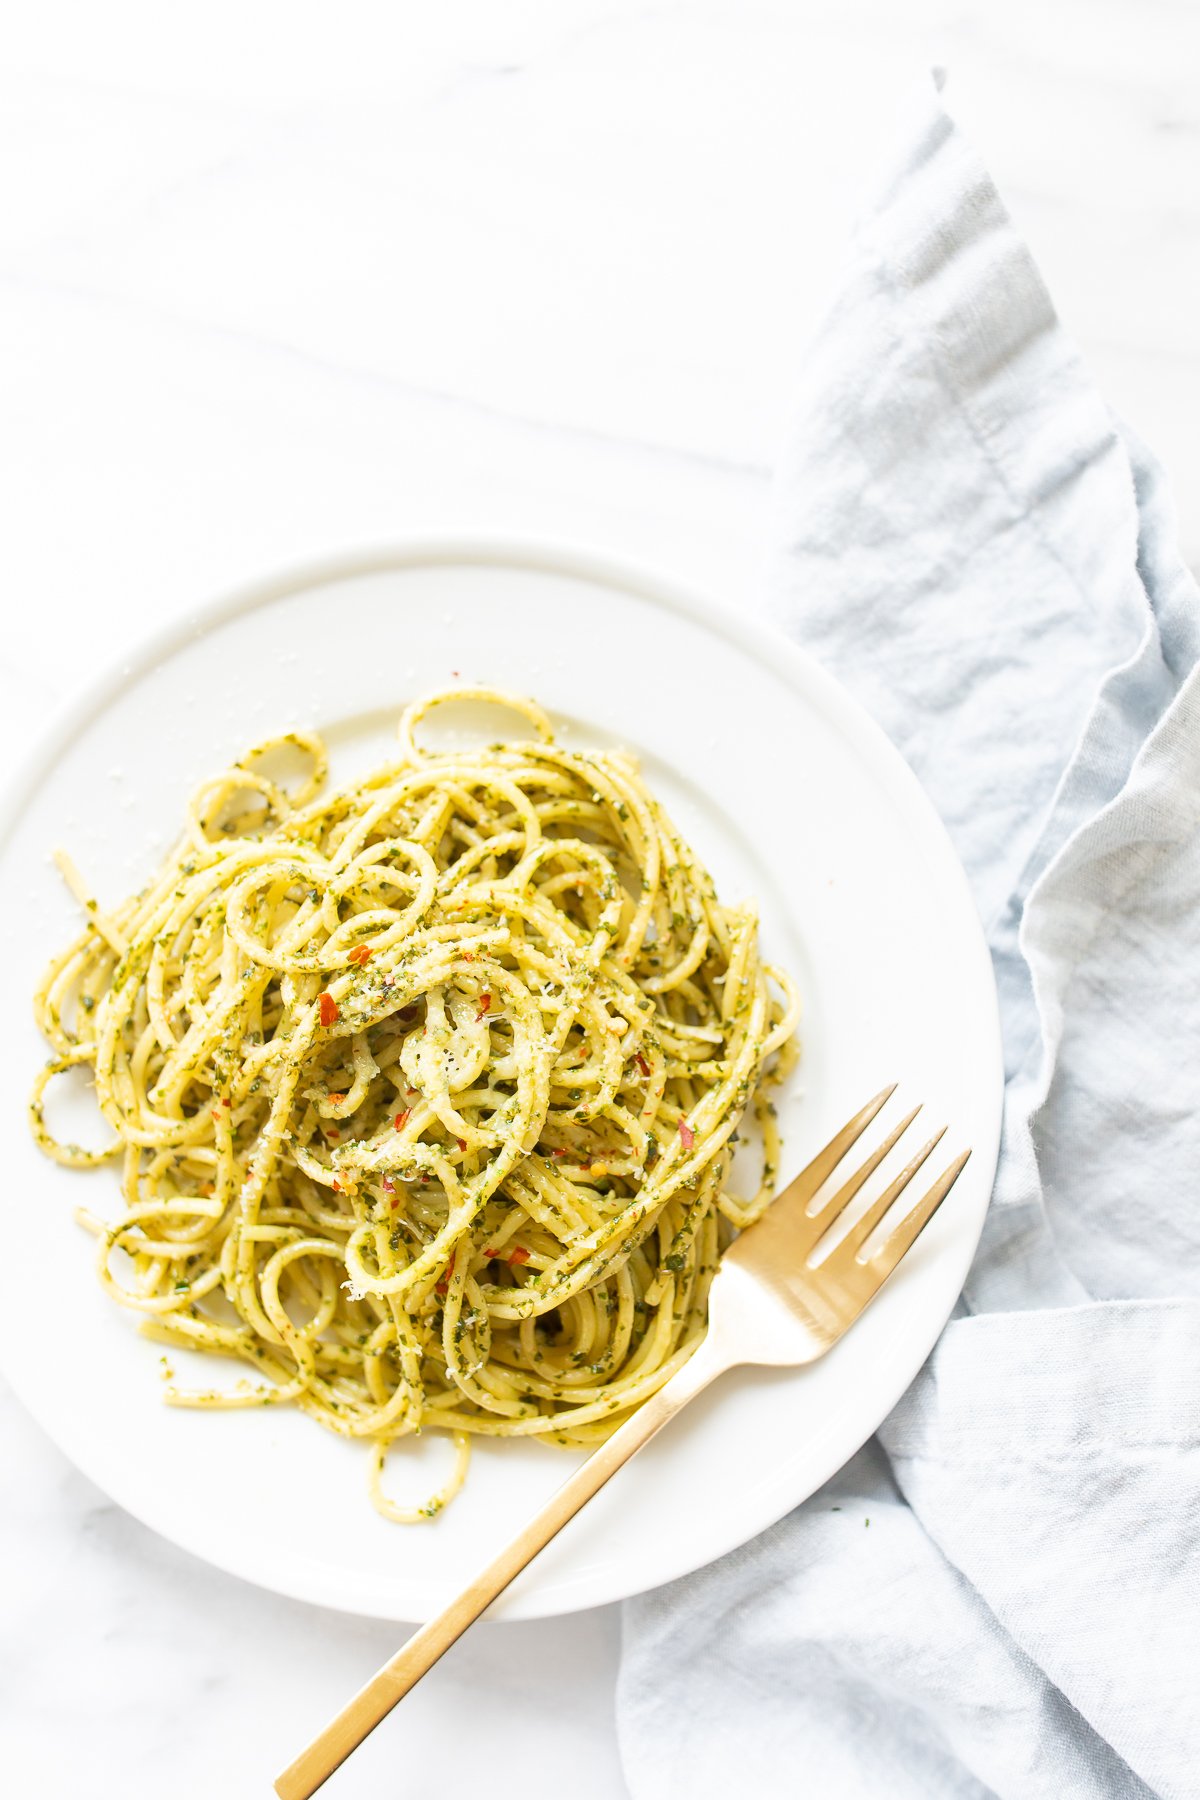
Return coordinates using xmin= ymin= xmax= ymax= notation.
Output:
xmin=0 ymin=539 xmax=1002 ymax=1622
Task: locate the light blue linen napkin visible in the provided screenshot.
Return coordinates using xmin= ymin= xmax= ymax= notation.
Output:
xmin=616 ymin=82 xmax=1200 ymax=1800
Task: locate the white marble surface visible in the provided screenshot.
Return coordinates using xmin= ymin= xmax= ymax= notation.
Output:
xmin=1 ymin=4 xmax=1196 ymax=1795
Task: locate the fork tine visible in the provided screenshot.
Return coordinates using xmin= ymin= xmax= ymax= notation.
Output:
xmin=866 ymin=1149 xmax=972 ymax=1278
xmin=806 ymin=1105 xmax=921 ymax=1230
xmin=785 ymin=1083 xmax=897 ymax=1209
xmin=835 ymin=1127 xmax=947 ymax=1260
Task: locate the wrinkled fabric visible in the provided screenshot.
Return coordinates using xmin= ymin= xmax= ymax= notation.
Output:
xmin=617 ymin=83 xmax=1200 ymax=1800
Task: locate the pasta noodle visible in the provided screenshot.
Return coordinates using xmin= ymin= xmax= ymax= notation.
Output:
xmin=30 ymin=687 xmax=798 ymax=1522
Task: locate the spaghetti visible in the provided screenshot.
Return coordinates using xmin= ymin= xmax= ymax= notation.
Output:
xmin=30 ymin=687 xmax=798 ymax=1521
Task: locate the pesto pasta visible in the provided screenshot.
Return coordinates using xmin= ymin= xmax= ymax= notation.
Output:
xmin=30 ymin=687 xmax=798 ymax=1522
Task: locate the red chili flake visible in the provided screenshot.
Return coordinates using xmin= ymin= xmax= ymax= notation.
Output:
xmin=451 ymin=669 xmax=461 ymax=677
xmin=456 ymin=1137 xmax=467 ymax=1152
xmin=331 ymin=1178 xmax=343 ymax=1193
xmin=678 ymin=1118 xmax=695 ymax=1151
xmin=318 ymin=991 xmax=339 ymax=1026
xmin=461 ymin=951 xmax=477 ymax=963
xmin=347 ymin=944 xmax=372 ymax=966
xmin=221 ymin=1096 xmax=232 ymax=1108
xmin=508 ymin=1246 xmax=531 ymax=1266
xmin=328 ymin=1093 xmax=345 ymax=1105
xmin=483 ymin=1246 xmax=498 ymax=1259
xmin=390 ymin=1197 xmax=400 ymax=1210
xmin=381 ymin=1176 xmax=395 ymax=1193
xmin=634 ymin=1052 xmax=650 ymax=1077
xmin=550 ymin=1148 xmax=568 ymax=1158
xmin=210 ymin=1107 xmax=221 ymax=1121
xmin=327 ymin=1127 xmax=340 ymax=1140
xmin=394 ymin=1110 xmax=410 ymax=1131
xmin=477 ymin=992 xmax=492 ymax=1019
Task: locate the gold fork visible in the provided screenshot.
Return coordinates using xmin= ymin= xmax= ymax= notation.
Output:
xmin=275 ymin=1086 xmax=969 ymax=1799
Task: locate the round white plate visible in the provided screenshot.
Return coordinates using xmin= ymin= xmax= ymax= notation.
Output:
xmin=0 ymin=539 xmax=1002 ymax=1622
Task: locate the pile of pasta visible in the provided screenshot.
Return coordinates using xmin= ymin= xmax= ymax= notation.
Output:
xmin=31 ymin=687 xmax=797 ymax=1520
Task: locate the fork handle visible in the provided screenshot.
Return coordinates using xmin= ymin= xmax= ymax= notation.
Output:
xmin=274 ymin=1339 xmax=730 ymax=1799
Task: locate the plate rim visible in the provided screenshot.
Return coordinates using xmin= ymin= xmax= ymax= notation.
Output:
xmin=0 ymin=534 xmax=1004 ymax=1620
